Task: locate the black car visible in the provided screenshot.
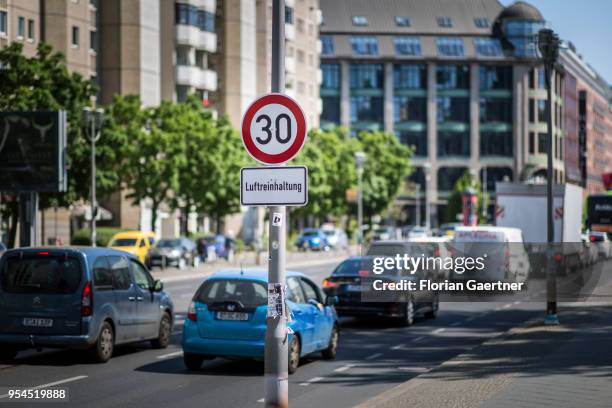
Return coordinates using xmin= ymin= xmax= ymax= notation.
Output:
xmin=322 ymin=254 xmax=438 ymax=326
xmin=146 ymin=237 xmax=199 ymax=270
xmin=0 ymin=243 xmax=6 ymax=258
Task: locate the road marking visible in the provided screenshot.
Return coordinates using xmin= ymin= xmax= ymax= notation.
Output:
xmin=513 ymin=300 xmax=522 ymax=305
xmin=432 ymin=328 xmax=445 ymax=334
xmin=364 ymin=353 xmax=383 ymax=360
xmin=0 ymin=376 xmax=88 ymax=399
xmin=450 ymin=321 xmax=462 ymax=327
xmin=257 ymin=398 xmax=265 ymax=403
xmin=465 ymin=316 xmax=476 ymax=322
xmin=156 ymin=351 xmax=183 ymax=359
xmin=412 ymin=336 xmax=425 ymax=342
xmin=503 ymin=303 xmax=512 ymax=309
xmin=391 ymin=343 xmax=405 ymax=350
xmin=334 ymin=364 xmax=355 ymax=372
xmin=397 ymin=366 xmax=429 ymax=373
xmin=299 ymin=377 xmax=324 ymax=386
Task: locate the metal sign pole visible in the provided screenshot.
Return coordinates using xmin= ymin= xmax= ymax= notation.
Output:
xmin=265 ymin=0 xmax=288 ymax=407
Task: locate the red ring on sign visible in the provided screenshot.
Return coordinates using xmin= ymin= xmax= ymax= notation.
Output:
xmin=241 ymin=93 xmax=307 ymax=164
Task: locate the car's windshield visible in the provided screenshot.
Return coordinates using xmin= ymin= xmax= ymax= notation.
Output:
xmin=1 ymin=255 xmax=82 ymax=294
xmin=323 ymin=230 xmax=334 ymax=236
xmin=302 ymin=231 xmax=318 ymax=237
xmin=196 ymin=279 xmax=267 ymax=308
xmin=110 ymin=238 xmax=137 ymax=247
xmin=156 ymin=239 xmax=181 ymax=248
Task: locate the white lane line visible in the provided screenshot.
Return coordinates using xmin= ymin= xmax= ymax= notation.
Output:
xmin=503 ymin=303 xmax=512 ymax=309
xmin=432 ymin=328 xmax=445 ymax=334
xmin=0 ymin=376 xmax=88 ymax=399
xmin=513 ymin=300 xmax=522 ymax=305
xmin=450 ymin=321 xmax=462 ymax=327
xmin=397 ymin=366 xmax=430 ymax=373
xmin=156 ymin=351 xmax=183 ymax=359
xmin=299 ymin=377 xmax=324 ymax=386
xmin=257 ymin=398 xmax=265 ymax=403
xmin=391 ymin=343 xmax=405 ymax=350
xmin=412 ymin=336 xmax=425 ymax=342
xmin=334 ymin=364 xmax=355 ymax=373
xmin=364 ymin=352 xmax=383 ymax=360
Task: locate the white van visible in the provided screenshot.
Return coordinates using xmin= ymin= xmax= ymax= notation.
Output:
xmin=452 ymin=226 xmax=530 ymax=284
xmin=408 ymin=236 xmax=452 ymax=280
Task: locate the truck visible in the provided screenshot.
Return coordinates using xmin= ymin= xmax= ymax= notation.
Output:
xmin=495 ymin=182 xmax=584 ymax=277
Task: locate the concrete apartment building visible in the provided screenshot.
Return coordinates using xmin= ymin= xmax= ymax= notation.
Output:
xmin=560 ymin=45 xmax=612 ymax=195
xmin=319 ymin=0 xmax=568 ymax=226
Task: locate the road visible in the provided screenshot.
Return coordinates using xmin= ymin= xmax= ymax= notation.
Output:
xmin=0 ymin=259 xmax=601 ymax=408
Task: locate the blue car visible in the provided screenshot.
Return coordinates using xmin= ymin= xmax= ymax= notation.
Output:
xmin=295 ymin=228 xmax=330 ymax=251
xmin=0 ymin=247 xmax=174 ymax=363
xmin=182 ymin=269 xmax=339 ymax=373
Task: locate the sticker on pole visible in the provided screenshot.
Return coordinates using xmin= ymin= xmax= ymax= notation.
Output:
xmin=241 ymin=93 xmax=307 ymax=165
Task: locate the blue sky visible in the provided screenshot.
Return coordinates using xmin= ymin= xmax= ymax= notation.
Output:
xmin=500 ymin=0 xmax=612 ymax=83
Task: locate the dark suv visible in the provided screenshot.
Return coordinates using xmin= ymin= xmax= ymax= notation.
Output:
xmin=0 ymin=247 xmax=174 ymax=362
xmin=146 ymin=237 xmax=198 ymax=269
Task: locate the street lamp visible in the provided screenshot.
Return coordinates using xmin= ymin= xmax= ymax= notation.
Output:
xmin=423 ymin=162 xmax=431 ymax=233
xmin=538 ymin=28 xmax=560 ymax=325
xmin=355 ymin=151 xmax=367 ymax=254
xmin=82 ymin=107 xmax=105 ymax=247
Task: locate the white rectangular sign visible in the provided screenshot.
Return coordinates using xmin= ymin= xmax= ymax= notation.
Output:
xmin=240 ymin=166 xmax=308 ymax=206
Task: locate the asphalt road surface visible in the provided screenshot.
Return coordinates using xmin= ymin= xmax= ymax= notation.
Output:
xmin=0 ymin=260 xmax=607 ymax=408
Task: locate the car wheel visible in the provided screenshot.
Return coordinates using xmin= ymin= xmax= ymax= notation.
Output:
xmin=0 ymin=346 xmax=18 ymax=362
xmin=399 ymin=297 xmax=415 ymax=326
xmin=288 ymin=335 xmax=301 ymax=374
xmin=184 ymin=352 xmax=205 ymax=370
xmin=321 ymin=325 xmax=339 ymax=360
xmin=425 ymin=294 xmax=439 ymax=319
xmin=90 ymin=322 xmax=114 ymax=363
xmin=151 ymin=313 xmax=171 ymax=349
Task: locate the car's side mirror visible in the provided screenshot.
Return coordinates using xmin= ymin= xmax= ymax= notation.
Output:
xmin=152 ymin=279 xmax=163 ymax=292
xmin=325 ymin=295 xmax=339 ymax=306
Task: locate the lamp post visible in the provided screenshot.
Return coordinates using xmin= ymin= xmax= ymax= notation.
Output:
xmin=423 ymin=162 xmax=431 ymax=233
xmin=82 ymin=107 xmax=105 ymax=247
xmin=355 ymin=152 xmax=367 ymax=254
xmin=538 ymin=28 xmax=560 ymax=325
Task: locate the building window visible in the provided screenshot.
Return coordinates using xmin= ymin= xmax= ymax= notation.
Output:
xmin=321 ymin=64 xmax=340 ymax=89
xmin=27 ymin=19 xmax=34 ymax=41
xmin=351 ymin=36 xmax=378 ymax=56
xmin=537 ymin=99 xmax=546 ymax=122
xmin=176 ymin=85 xmax=189 ymax=102
xmin=537 ymin=68 xmax=546 ymax=89
xmin=480 ymin=132 xmax=513 ymax=156
xmin=352 ymin=16 xmax=368 ymax=26
xmin=350 ymin=95 xmax=384 ymax=125
xmin=176 ymin=3 xmax=214 ymax=32
xmin=473 ymin=38 xmax=503 ymax=57
xmin=438 ymin=167 xmax=468 ymax=191
xmin=504 ymin=20 xmax=544 ymax=57
xmin=198 ymin=10 xmax=215 ymax=32
xmin=479 ymin=98 xmax=512 ymax=123
xmin=71 ymin=26 xmax=80 ymax=47
xmin=397 ymin=131 xmax=427 ymax=156
xmin=529 ymin=69 xmax=535 ymax=88
xmin=529 ymin=99 xmax=535 ymax=122
xmin=436 ymin=65 xmax=469 ymax=90
xmin=393 ymin=64 xmax=426 ymax=90
xmin=538 ymin=132 xmax=547 ymax=153
xmin=394 ymin=37 xmax=421 ymax=56
xmin=321 ymin=96 xmax=340 ymax=127
xmin=481 ymin=168 xmax=513 ymax=191
xmin=0 ymin=12 xmax=6 ymax=36
xmin=437 ymin=96 xmax=470 ymax=123
xmin=474 ymin=18 xmax=489 ymax=28
xmin=297 ymin=49 xmax=304 ymax=63
xmin=90 ymin=30 xmax=97 ymax=51
xmin=17 ymin=16 xmax=25 ymax=38
xmin=437 ymin=17 xmax=453 ymax=28
xmin=480 ymin=66 xmax=512 ymax=90
xmin=437 ymin=38 xmax=464 ymax=57
xmin=529 ymin=132 xmax=535 ymax=154
xmin=394 ymin=96 xmax=427 ymax=123
xmin=395 ymin=16 xmax=410 ymax=27
xmin=285 ymin=6 xmax=294 ymax=24
xmin=350 ymin=64 xmax=383 ymax=89
xmin=321 ymin=35 xmax=335 ymax=55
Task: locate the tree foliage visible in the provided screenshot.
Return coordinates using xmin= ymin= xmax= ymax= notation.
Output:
xmin=446 ymin=170 xmax=484 ymax=223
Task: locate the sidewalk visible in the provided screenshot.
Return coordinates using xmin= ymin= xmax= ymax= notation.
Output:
xmin=150 ymin=247 xmax=354 ymax=283
xmin=356 ymin=302 xmax=612 ymax=408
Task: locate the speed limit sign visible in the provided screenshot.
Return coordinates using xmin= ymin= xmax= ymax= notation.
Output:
xmin=241 ymin=93 xmax=307 ymax=165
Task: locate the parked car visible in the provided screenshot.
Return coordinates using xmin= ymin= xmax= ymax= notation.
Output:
xmin=371 ymin=226 xmax=398 ymax=241
xmin=589 ymin=231 xmax=611 ymax=259
xmin=323 ymin=255 xmax=438 ymax=325
xmin=0 ymin=247 xmax=174 ymax=362
xmin=581 ymin=234 xmax=599 ymax=266
xmin=322 ymin=228 xmax=348 ymax=249
xmin=295 ymin=229 xmax=330 ymax=251
xmin=108 ymin=231 xmax=157 ymax=263
xmin=182 ymin=269 xmax=339 ymax=374
xmin=197 ymin=235 xmax=235 ymax=262
xmin=146 ymin=237 xmax=199 ymax=270
xmin=403 ymin=226 xmax=429 ymax=240
xmin=439 ymin=223 xmax=460 ymax=237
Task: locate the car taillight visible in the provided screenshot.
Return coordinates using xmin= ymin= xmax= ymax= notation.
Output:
xmin=322 ymin=279 xmax=338 ymax=288
xmin=590 ymin=235 xmax=596 ymax=242
xmin=187 ymin=301 xmax=197 ymax=322
xmin=554 ymin=253 xmax=563 ymax=262
xmin=81 ymin=281 xmax=93 ymax=317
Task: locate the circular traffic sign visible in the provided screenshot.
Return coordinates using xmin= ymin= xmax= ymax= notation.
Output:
xmin=241 ymin=93 xmax=307 ymax=165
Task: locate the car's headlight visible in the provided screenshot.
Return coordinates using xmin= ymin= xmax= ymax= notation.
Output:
xmin=170 ymin=249 xmax=181 ymax=257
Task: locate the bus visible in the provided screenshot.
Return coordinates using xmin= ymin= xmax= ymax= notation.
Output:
xmin=587 ymin=194 xmax=612 ymax=233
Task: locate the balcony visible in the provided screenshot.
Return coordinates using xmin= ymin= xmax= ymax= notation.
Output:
xmin=285 ymin=23 xmax=295 ymax=41
xmin=176 ymin=25 xmax=217 ymax=53
xmin=176 ymin=65 xmax=218 ymax=92
xmin=285 ymin=55 xmax=296 ymax=74
xmin=181 ymin=0 xmax=216 ymax=12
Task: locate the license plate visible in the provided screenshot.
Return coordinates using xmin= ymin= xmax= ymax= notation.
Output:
xmin=345 ymin=284 xmax=362 ymax=292
xmin=22 ymin=318 xmax=53 ymax=328
xmin=216 ymin=312 xmax=249 ymax=321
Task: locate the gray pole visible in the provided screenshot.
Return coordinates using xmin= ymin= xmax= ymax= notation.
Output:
xmin=482 ymin=166 xmax=487 ymax=220
xmin=91 ymin=119 xmax=97 ymax=247
xmin=265 ymin=0 xmax=288 ymax=407
xmin=545 ymin=63 xmax=558 ymax=323
xmin=415 ymin=185 xmax=421 ymax=227
xmin=357 ymin=164 xmax=364 ymax=254
xmin=424 ymin=163 xmax=431 ymax=233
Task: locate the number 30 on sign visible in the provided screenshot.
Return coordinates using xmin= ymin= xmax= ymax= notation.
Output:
xmin=241 ymin=93 xmax=307 ymax=165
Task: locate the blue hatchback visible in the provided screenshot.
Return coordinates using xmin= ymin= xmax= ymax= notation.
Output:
xmin=295 ymin=229 xmax=330 ymax=251
xmin=182 ymin=269 xmax=339 ymax=373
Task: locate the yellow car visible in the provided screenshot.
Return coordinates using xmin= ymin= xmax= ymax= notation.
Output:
xmin=108 ymin=231 xmax=157 ymax=263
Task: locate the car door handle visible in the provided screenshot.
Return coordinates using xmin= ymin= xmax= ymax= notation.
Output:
xmin=128 ymin=296 xmax=136 ymax=301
